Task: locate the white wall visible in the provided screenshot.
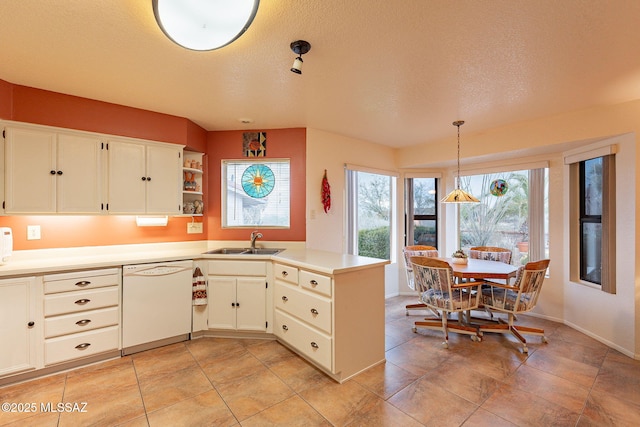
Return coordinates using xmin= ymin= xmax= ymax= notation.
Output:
xmin=305 ymin=128 xmax=400 ymax=297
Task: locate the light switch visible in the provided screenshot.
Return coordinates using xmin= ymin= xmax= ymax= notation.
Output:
xmin=27 ymin=225 xmax=41 ymax=240
xmin=187 ymin=222 xmax=203 ymax=234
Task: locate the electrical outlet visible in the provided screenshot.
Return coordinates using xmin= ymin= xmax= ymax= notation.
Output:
xmin=27 ymin=225 xmax=41 ymax=240
xmin=187 ymin=222 xmax=203 ymax=234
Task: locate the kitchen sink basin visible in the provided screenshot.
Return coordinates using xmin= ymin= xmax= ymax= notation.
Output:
xmin=244 ymin=248 xmax=284 ymax=255
xmin=203 ymin=248 xmax=284 ymax=255
xmin=204 ymin=248 xmax=250 ymax=254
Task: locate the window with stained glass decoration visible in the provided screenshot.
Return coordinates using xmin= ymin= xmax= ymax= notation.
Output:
xmin=222 ymin=159 xmax=290 ymax=227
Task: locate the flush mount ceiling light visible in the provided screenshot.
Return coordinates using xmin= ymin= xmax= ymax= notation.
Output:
xmin=290 ymin=40 xmax=311 ymax=74
xmin=440 ymin=121 xmax=480 ymax=203
xmin=153 ymin=0 xmax=260 ymax=51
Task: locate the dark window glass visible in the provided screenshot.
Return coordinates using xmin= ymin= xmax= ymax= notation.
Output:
xmin=580 ymin=157 xmax=603 ymax=285
xmin=406 ymin=178 xmax=437 ymax=247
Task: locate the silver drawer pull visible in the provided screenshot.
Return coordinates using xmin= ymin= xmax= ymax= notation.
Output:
xmin=310 ymin=280 xmax=318 ymax=286
xmin=310 ymin=342 xmax=319 ymax=349
xmin=281 ymin=296 xmax=288 ymax=302
xmin=282 ymin=325 xmax=288 ymax=331
xmin=75 ymin=280 xmax=91 ymax=287
xmin=75 ymin=343 xmax=91 ymax=350
xmin=281 ymin=271 xmax=288 ymax=277
xmin=76 ymin=319 xmax=91 ymax=326
xmin=310 ymin=308 xmax=319 ymax=315
xmin=74 ymin=299 xmax=91 ymax=305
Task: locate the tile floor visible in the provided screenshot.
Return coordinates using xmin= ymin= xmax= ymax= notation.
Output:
xmin=1 ymin=295 xmax=640 ymax=426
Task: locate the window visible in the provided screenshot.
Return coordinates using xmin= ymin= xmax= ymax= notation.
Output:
xmin=222 ymin=159 xmax=290 ymax=228
xmin=458 ymin=168 xmax=548 ymax=265
xmin=566 ymin=143 xmax=616 ymax=293
xmin=405 ymin=177 xmax=438 ymax=247
xmin=580 ymin=158 xmax=603 ymax=284
xmin=346 ymin=166 xmax=397 ymax=260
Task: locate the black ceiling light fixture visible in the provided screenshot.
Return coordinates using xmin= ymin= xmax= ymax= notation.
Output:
xmin=290 ymin=40 xmax=311 ymax=74
xmin=153 ymin=0 xmax=260 ymax=51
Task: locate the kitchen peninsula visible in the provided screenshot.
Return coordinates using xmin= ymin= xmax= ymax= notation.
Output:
xmin=0 ymin=243 xmax=388 ymax=385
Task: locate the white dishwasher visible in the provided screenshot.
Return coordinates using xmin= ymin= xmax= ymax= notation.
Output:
xmin=122 ymin=260 xmax=193 ymax=355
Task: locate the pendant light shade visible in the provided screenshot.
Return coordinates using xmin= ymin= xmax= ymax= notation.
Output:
xmin=440 ymin=121 xmax=480 ymax=203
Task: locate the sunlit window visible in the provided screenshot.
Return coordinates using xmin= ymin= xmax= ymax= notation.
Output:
xmin=222 ymin=159 xmax=290 ymax=228
xmin=405 ymin=177 xmax=438 ymax=248
xmin=459 ymin=169 xmax=548 ymax=265
xmin=346 ymin=167 xmax=397 ymax=261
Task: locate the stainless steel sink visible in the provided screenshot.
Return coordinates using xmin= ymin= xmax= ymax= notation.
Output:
xmin=203 ymin=248 xmax=284 ymax=255
xmin=203 ymin=248 xmax=250 ymax=254
xmin=244 ymin=248 xmax=284 ymax=255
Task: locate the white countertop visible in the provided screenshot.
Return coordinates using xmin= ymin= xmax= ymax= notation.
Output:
xmin=0 ymin=242 xmax=388 ymax=277
xmin=272 ymin=249 xmax=389 ymax=275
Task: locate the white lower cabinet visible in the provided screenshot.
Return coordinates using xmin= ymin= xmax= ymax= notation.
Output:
xmin=273 ymin=262 xmax=386 ymax=383
xmin=43 ymin=268 xmax=120 ymax=365
xmin=0 ymin=277 xmax=38 ymax=377
xmin=208 ymin=261 xmax=268 ymax=332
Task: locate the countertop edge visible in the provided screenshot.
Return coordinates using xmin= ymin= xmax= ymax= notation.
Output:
xmin=0 ymin=246 xmax=389 ymax=277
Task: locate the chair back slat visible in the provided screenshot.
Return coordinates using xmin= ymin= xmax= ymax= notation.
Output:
xmin=469 ymin=246 xmax=512 ymax=264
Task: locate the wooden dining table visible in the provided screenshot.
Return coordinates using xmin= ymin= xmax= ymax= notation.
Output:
xmin=440 ymin=257 xmax=519 ymax=283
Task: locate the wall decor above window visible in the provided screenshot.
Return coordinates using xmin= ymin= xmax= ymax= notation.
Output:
xmin=243 ymin=132 xmax=267 ymax=157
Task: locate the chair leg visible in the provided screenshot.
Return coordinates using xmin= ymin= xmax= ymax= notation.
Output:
xmin=479 ymin=314 xmax=547 ymax=353
xmin=406 ymin=302 xmax=441 ymax=319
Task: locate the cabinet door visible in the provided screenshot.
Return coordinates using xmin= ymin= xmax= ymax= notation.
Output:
xmin=145 ymin=144 xmax=182 ymax=214
xmin=0 ymin=277 xmax=37 ymax=377
xmin=208 ymin=277 xmax=237 ymax=329
xmin=56 ymin=133 xmax=103 ymax=213
xmin=107 ymin=140 xmax=146 ymax=214
xmin=5 ymin=127 xmax=56 ymax=213
xmin=236 ymin=277 xmax=266 ymax=331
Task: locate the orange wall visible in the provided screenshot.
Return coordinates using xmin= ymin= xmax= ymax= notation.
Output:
xmin=0 ymin=81 xmax=306 ymax=250
xmin=207 ymin=129 xmax=306 ymax=242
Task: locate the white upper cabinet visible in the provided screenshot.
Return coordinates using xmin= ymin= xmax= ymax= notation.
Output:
xmin=4 ymin=126 xmax=103 ymax=214
xmin=107 ymin=139 xmax=182 ymax=214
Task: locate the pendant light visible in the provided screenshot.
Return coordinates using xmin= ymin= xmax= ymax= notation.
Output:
xmin=440 ymin=120 xmax=480 ymax=203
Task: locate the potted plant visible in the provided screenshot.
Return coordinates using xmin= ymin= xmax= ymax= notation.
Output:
xmin=451 ymin=249 xmax=468 ymax=264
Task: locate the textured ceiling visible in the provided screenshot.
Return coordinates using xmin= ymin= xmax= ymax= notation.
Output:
xmin=1 ymin=0 xmax=640 ymax=148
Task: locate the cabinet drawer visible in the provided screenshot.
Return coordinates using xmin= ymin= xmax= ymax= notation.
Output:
xmin=44 ymin=269 xmax=120 ymax=294
xmin=44 ymin=287 xmax=119 ymax=316
xmin=208 ymin=260 xmax=266 ymax=276
xmin=275 ymin=310 xmax=331 ymax=371
xmin=299 ymin=270 xmax=332 ymax=297
xmin=275 ymin=282 xmax=332 ymax=334
xmin=45 ymin=307 xmax=119 ymax=338
xmin=45 ymin=325 xmax=119 ymax=365
xmin=274 ymin=263 xmax=299 ymax=285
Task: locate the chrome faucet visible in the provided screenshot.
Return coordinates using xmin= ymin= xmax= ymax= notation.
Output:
xmin=250 ymin=230 xmax=263 ymax=249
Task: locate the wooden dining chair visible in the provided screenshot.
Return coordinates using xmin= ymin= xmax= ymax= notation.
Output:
xmin=478 ymin=259 xmax=550 ymax=353
xmin=402 ymin=245 xmax=439 ymax=316
xmin=410 ymin=257 xmax=482 ymax=348
xmin=469 ymin=246 xmax=513 ymax=265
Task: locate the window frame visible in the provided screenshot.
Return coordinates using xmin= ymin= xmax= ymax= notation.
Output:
xmin=404 ymin=176 xmax=439 ymax=248
xmin=565 ymin=143 xmax=616 ymax=293
xmin=221 ymin=158 xmax=291 ymax=229
xmin=579 ymin=158 xmax=603 ymax=284
xmin=345 ymin=164 xmax=398 ymax=262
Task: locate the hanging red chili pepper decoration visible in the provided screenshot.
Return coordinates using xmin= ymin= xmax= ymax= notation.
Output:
xmin=322 ymin=169 xmax=331 ymax=213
